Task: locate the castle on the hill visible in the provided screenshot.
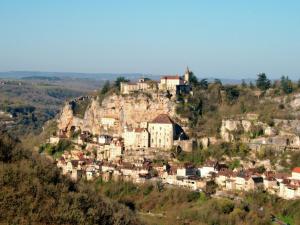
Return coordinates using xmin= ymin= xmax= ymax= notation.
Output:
xmin=120 ymin=67 xmax=192 ymax=95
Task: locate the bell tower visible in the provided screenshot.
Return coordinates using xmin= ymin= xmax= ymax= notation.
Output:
xmin=184 ymin=66 xmax=190 ymax=84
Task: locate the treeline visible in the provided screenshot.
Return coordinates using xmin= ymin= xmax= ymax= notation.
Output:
xmin=176 ymin=73 xmax=300 ymax=137
xmin=0 ymin=131 xmax=140 ymax=225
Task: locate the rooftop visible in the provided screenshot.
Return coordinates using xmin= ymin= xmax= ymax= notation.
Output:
xmin=150 ymin=114 xmax=174 ymax=124
xmin=161 ymin=75 xmax=181 ymax=80
xmin=292 ymin=167 xmax=300 ymax=173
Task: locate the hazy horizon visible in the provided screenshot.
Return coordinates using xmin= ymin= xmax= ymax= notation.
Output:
xmin=1 ymin=0 xmax=300 ymax=79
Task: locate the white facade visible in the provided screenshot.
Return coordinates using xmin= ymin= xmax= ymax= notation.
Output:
xmin=199 ymin=166 xmax=215 ymax=178
xmin=123 ymin=127 xmax=150 ymax=149
xmin=98 ymin=135 xmax=112 ymax=145
xmin=148 ymin=114 xmax=174 ymax=149
xmin=159 ymin=75 xmax=184 ymax=91
xmin=292 ymin=170 xmax=300 ymax=180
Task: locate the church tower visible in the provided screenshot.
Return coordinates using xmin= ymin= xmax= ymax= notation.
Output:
xmin=184 ymin=66 xmax=191 ymax=84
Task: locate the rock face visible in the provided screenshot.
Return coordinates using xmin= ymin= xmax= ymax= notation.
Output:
xmin=290 ymin=93 xmax=300 ymax=109
xmin=220 ymin=119 xmax=252 ymax=142
xmin=57 ymin=93 xmax=177 ymax=136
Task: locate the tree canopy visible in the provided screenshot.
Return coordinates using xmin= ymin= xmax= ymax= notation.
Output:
xmin=256 ymin=73 xmax=271 ymax=91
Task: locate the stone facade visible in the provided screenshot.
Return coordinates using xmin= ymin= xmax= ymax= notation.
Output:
xmin=148 ymin=114 xmax=175 ymax=149
xmin=120 ymin=78 xmax=153 ymax=94
xmin=123 ymin=127 xmax=150 ymax=149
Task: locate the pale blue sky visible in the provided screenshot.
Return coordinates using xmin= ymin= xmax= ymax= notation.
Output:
xmin=0 ymin=0 xmax=300 ymax=79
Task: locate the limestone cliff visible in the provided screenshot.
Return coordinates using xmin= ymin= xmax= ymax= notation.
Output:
xmin=57 ymin=92 xmax=178 ymax=136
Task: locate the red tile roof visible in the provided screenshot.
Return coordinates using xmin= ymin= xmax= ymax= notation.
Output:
xmin=292 ymin=167 xmax=300 ymax=173
xmin=150 ymin=114 xmax=173 ymax=124
xmin=161 ymin=75 xmax=181 ymax=80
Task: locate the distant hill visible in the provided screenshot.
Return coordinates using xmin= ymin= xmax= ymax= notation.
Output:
xmin=0 ymin=71 xmax=150 ymax=81
xmin=0 ymin=71 xmax=253 ymax=84
xmin=21 ymin=75 xmax=62 ymax=81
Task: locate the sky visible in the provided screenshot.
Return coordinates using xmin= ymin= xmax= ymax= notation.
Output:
xmin=0 ymin=0 xmax=300 ymax=79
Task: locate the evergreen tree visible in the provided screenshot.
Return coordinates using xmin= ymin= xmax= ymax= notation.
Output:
xmin=189 ymin=72 xmax=198 ymax=86
xmin=100 ymin=81 xmax=110 ymax=95
xmin=114 ymin=77 xmax=129 ymax=89
xmin=280 ymin=76 xmax=293 ymax=94
xmin=256 ymin=73 xmax=271 ymax=91
xmin=199 ymin=79 xmax=209 ymax=90
xmin=241 ymin=79 xmax=247 ymax=88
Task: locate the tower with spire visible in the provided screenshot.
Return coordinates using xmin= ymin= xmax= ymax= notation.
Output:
xmin=184 ymin=66 xmax=191 ymax=84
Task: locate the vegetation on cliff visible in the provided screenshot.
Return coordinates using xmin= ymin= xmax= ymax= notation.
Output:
xmin=176 ymin=73 xmax=300 ymax=137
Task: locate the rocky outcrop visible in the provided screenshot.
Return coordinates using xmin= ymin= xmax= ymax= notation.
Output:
xmin=220 ymin=119 xmax=252 ymax=142
xmin=57 ymin=93 xmax=178 ymax=136
xmin=290 ymin=93 xmax=300 ymax=109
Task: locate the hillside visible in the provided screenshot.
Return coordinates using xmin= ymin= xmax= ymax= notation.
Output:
xmin=0 ymin=77 xmax=104 ymax=136
xmin=0 ymin=131 xmax=140 ymax=225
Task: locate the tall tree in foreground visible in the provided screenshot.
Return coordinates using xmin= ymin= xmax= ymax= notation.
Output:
xmin=256 ymin=73 xmax=271 ymax=91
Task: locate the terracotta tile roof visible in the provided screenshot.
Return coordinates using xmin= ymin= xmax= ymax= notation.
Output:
xmin=161 ymin=75 xmax=181 ymax=80
xmin=150 ymin=114 xmax=173 ymax=124
xmin=292 ymin=167 xmax=300 ymax=173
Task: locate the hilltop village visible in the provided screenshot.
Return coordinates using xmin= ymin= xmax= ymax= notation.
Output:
xmin=45 ymin=68 xmax=300 ymax=200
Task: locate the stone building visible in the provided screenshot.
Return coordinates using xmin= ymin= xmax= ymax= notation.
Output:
xmin=120 ymin=78 xmax=152 ymax=94
xmin=148 ymin=114 xmax=175 ymax=149
xmin=158 ymin=67 xmax=191 ymax=93
xmin=159 ymin=75 xmax=185 ymax=91
xmin=123 ymin=126 xmax=150 ymax=149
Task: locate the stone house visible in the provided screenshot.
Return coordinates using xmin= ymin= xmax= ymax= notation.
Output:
xmin=123 ymin=126 xmax=149 ymax=149
xmin=279 ymin=179 xmax=300 ymax=199
xmin=263 ymin=177 xmax=278 ymax=194
xmin=98 ymin=135 xmax=113 ymax=145
xmin=292 ymin=167 xmax=300 ymax=180
xmin=101 ymin=162 xmax=116 ymax=173
xmin=148 ymin=114 xmax=175 ymax=149
xmin=109 ymin=137 xmax=124 ymax=160
xmin=198 ymin=160 xmax=219 ymax=178
xmin=120 ymin=78 xmax=153 ymax=94
xmin=247 ymin=176 xmax=264 ymax=190
xmin=176 ymin=163 xmax=196 ymax=177
xmin=159 ymin=75 xmax=185 ymax=92
xmin=86 ymin=165 xmax=100 ymax=181
xmin=97 ymin=137 xmax=124 ymax=161
xmin=215 ymin=169 xmax=236 ymax=188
